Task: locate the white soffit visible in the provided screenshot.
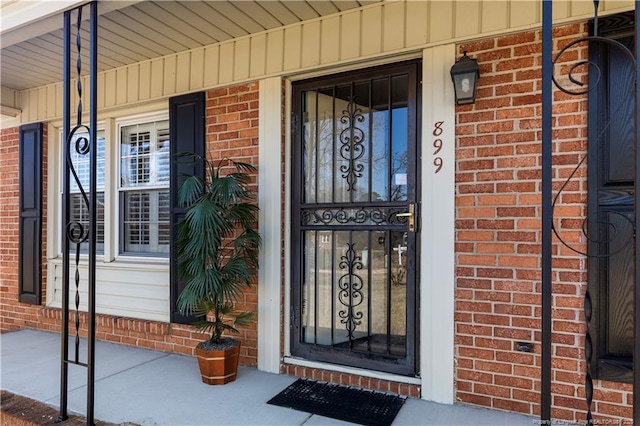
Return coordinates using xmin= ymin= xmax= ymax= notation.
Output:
xmin=1 ymin=0 xmax=87 ymax=34
xmin=0 ymin=0 xmax=379 ymax=91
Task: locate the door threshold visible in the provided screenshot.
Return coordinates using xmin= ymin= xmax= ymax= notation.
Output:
xmin=283 ymin=356 xmax=421 ymax=385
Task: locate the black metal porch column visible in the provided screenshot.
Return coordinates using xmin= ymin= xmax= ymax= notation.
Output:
xmin=541 ymin=0 xmax=553 ymax=423
xmin=58 ymin=2 xmax=98 ymax=425
xmin=543 ymin=1 xmax=640 ymax=424
xmin=634 ymin=2 xmax=640 ymax=424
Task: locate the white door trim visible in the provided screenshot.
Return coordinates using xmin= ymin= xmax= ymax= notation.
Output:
xmin=420 ymin=44 xmax=456 ymax=404
xmin=257 ymin=76 xmax=283 ymax=374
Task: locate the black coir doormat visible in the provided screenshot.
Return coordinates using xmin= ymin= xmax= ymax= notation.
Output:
xmin=267 ymin=378 xmax=406 ymax=426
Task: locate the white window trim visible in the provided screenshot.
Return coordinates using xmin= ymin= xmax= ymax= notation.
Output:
xmin=115 ymin=112 xmax=170 ymax=260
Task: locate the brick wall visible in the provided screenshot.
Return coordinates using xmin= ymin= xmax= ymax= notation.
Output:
xmin=281 ymin=364 xmax=420 ymax=397
xmin=0 ymin=126 xmax=21 ymax=331
xmin=204 ymin=83 xmax=260 ymax=366
xmin=0 ymin=125 xmax=48 ymax=332
xmin=454 ymin=23 xmax=632 ymax=424
xmin=0 ymin=83 xmax=261 ymax=368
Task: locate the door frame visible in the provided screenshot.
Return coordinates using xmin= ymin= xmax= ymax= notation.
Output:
xmin=289 ymin=60 xmax=421 ymax=376
xmin=271 ymin=45 xmax=456 ymax=403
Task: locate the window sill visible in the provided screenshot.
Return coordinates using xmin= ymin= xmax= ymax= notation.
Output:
xmin=48 ymin=256 xmax=169 ymax=271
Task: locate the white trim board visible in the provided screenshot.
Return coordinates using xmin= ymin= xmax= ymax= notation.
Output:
xmin=420 ymin=45 xmax=456 ymax=404
xmin=257 ymin=76 xmax=283 ymax=374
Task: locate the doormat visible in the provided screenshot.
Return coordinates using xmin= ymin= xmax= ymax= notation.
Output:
xmin=267 ymin=378 xmax=406 ymax=426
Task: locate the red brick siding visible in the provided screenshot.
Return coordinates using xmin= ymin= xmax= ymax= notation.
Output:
xmin=0 ymin=126 xmax=22 ymax=331
xmin=281 ymin=364 xmax=420 ymax=398
xmin=455 ymin=23 xmax=631 ymax=424
xmin=0 ymin=125 xmax=48 ymax=332
xmin=205 ymin=83 xmax=260 ymax=366
xmin=0 ymin=83 xmax=260 ymax=368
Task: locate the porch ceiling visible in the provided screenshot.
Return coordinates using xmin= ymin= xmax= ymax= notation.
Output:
xmin=0 ymin=0 xmax=380 ymax=92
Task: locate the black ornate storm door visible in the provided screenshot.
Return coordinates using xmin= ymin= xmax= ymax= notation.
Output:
xmin=291 ymin=62 xmax=420 ymax=376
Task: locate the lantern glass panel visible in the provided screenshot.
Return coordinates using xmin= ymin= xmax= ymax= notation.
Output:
xmin=453 ymin=72 xmax=476 ymax=104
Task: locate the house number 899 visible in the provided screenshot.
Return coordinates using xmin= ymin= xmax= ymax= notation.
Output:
xmin=433 ymin=121 xmax=444 ymax=174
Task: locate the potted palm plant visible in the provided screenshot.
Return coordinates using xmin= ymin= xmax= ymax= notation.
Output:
xmin=176 ymin=155 xmax=261 ymax=385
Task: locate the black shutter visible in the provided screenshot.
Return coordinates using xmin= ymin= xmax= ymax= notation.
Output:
xmin=588 ymin=12 xmax=635 ymax=382
xmin=169 ymin=92 xmax=206 ymax=324
xmin=19 ymin=123 xmax=43 ymax=305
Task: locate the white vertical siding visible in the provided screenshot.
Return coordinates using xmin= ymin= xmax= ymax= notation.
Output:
xmin=340 ymin=11 xmax=361 ymax=60
xmin=234 ymin=38 xmax=252 ymax=81
xmin=250 ymin=34 xmax=268 ymax=78
xmin=139 ymin=61 xmax=152 ymax=100
xmin=176 ymin=52 xmax=191 ymax=93
xmin=382 ymin=1 xmax=404 ymax=52
xmin=203 ymin=45 xmax=220 ymax=87
xmin=219 ymin=42 xmax=236 ymax=83
xmin=127 ymin=66 xmax=139 ymax=103
xmin=361 ymin=6 xmax=382 ymax=56
xmin=455 ymin=2 xmax=482 ymax=38
xmin=283 ymin=26 xmax=303 ymax=71
xmin=190 ymin=49 xmax=205 ymax=92
xmin=163 ymin=55 xmax=177 ymax=95
xmin=301 ymin=20 xmax=321 ymax=68
xmin=405 ymin=1 xmax=429 ymax=48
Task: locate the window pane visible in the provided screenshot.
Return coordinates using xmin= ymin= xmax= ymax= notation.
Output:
xmin=69 ymin=132 xmax=105 ymax=191
xmin=70 ymin=192 xmax=105 ymax=254
xmin=119 ymin=119 xmax=170 ymax=256
xmin=120 ymin=120 xmax=169 ymax=188
xmin=156 ymin=127 xmax=170 ymax=184
xmin=67 ymin=131 xmax=105 ymax=254
xmin=121 ymin=190 xmax=170 ymax=255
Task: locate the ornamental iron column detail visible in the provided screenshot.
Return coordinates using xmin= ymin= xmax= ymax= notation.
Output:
xmin=58 ymin=2 xmax=98 ymax=425
xmin=542 ymin=0 xmax=639 ymax=424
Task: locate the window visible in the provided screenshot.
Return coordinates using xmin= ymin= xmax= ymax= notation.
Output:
xmin=67 ymin=130 xmax=105 ymax=253
xmin=119 ymin=120 xmax=170 ymax=255
xmin=51 ymin=98 xmax=203 ymax=322
xmin=587 ymin=11 xmax=635 ymax=383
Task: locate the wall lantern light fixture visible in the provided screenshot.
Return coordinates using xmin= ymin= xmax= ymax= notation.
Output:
xmin=450 ymin=51 xmax=480 ymax=105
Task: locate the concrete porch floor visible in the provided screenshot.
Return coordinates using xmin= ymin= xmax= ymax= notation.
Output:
xmin=1 ymin=329 xmax=540 ymax=425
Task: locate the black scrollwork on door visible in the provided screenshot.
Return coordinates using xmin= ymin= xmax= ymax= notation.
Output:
xmin=339 ymin=96 xmax=366 ymax=191
xmin=338 ymin=243 xmax=364 ymax=339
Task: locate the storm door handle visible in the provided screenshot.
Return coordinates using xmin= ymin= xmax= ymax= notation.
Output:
xmin=396 ymin=203 xmax=415 ymax=232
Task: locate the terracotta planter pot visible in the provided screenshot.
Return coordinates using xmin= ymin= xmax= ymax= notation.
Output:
xmin=195 ymin=340 xmax=240 ymax=385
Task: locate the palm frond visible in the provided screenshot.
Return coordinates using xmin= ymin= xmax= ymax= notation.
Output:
xmin=175 ymin=154 xmax=261 ymax=343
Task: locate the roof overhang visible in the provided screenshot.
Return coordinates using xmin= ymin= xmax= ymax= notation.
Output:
xmin=0 ymin=0 xmax=379 ymax=92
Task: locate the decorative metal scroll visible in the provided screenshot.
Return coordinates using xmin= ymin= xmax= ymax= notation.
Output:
xmin=301 ymin=206 xmax=409 ymax=227
xmin=339 ymin=96 xmax=366 ymax=191
xmin=337 ymin=243 xmax=364 ymax=339
xmin=550 ymin=33 xmax=636 ymax=259
xmin=546 ymin=1 xmax=636 ymax=424
xmin=59 ymin=2 xmax=98 ymax=425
